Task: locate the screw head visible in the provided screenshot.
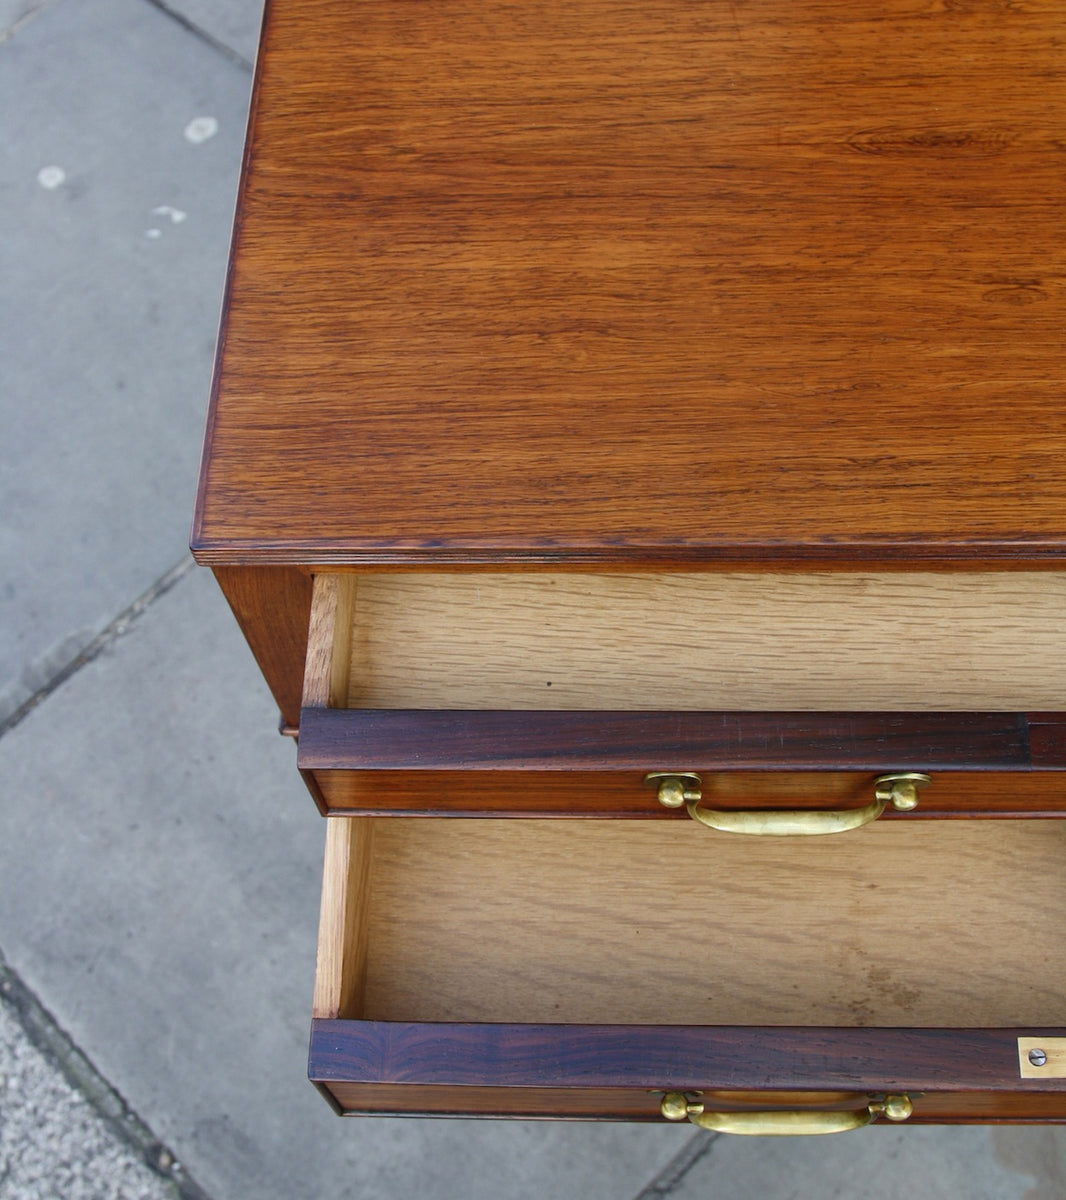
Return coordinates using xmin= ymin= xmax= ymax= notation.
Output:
xmin=657 ymin=780 xmax=688 ymax=809
xmin=881 ymin=1094 xmax=914 ymax=1122
xmin=661 ymin=1092 xmax=692 ymax=1120
xmin=891 ymin=782 xmax=920 ymax=811
xmin=875 ymin=773 xmax=930 ymax=811
xmin=1029 ymin=1048 xmax=1048 ymax=1067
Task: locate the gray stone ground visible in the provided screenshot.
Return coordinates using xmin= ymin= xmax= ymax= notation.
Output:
xmin=0 ymin=961 xmax=184 ymax=1200
xmin=0 ymin=1003 xmax=174 ymax=1200
xmin=1 ymin=0 xmax=1065 ymax=1196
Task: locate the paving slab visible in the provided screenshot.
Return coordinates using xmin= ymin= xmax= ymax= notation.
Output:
xmin=665 ymin=1123 xmax=1064 ymax=1199
xmin=0 ymin=567 xmax=685 ymax=1200
xmin=0 ymin=0 xmax=250 ymax=725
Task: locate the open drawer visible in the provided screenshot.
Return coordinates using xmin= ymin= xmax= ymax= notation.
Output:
xmin=309 ymin=816 xmax=1066 ymax=1122
xmin=297 ymin=573 xmax=1066 ymax=818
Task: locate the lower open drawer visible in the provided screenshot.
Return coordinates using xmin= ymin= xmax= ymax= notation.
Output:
xmin=309 ymin=817 xmax=1066 ymax=1123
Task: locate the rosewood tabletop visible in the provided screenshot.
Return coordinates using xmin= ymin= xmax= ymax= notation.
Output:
xmin=193 ymin=0 xmax=1066 ymax=569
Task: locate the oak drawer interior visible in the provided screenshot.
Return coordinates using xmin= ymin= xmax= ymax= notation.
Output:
xmin=313 ymin=571 xmax=1066 ymax=711
xmin=315 ymin=817 xmax=1066 ymax=1028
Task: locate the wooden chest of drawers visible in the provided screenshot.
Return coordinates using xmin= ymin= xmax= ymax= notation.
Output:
xmin=193 ymin=0 xmax=1066 ymax=1130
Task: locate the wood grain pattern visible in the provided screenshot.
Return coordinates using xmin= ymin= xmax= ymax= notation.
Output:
xmin=299 ymin=710 xmax=1033 ymax=772
xmin=302 ymin=574 xmax=355 ymax=708
xmin=338 ymin=573 xmax=1066 ymax=711
xmin=193 ymin=0 xmax=1066 ymax=566
xmin=306 ymin=767 xmax=1066 ymax=818
xmin=211 ymin=565 xmax=312 ymax=728
xmin=325 ymin=818 xmax=1066 ymax=1027
xmin=309 ymin=1022 xmax=1066 ymax=1096
xmin=316 ymin=1075 xmax=1066 ymax=1122
xmin=1030 ymin=715 xmax=1066 ymax=769
xmin=311 ymin=816 xmax=375 ymax=1020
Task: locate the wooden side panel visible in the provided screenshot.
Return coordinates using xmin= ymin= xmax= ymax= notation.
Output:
xmin=212 ymin=565 xmax=312 ymax=730
xmin=312 ymin=818 xmax=375 ymax=1020
xmin=302 ymin=574 xmax=356 ymax=708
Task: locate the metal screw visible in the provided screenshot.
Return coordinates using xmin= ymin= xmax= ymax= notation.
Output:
xmin=1029 ymin=1048 xmax=1048 ymax=1067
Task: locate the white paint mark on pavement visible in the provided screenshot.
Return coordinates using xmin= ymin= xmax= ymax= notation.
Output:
xmin=145 ymin=228 xmax=163 ymax=239
xmin=183 ymin=116 xmax=218 ymax=144
xmin=152 ymin=205 xmax=187 ymax=224
xmin=37 ymin=165 xmax=65 ymax=189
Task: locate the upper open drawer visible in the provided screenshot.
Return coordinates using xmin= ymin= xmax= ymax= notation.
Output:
xmin=297 ymin=572 xmax=1066 ymax=818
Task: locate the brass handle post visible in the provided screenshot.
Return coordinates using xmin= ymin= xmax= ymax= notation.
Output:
xmin=645 ymin=773 xmax=929 ymax=835
xmin=661 ymin=1092 xmax=913 ymax=1134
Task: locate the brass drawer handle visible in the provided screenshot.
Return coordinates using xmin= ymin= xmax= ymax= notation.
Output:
xmin=646 ymin=772 xmax=929 ymax=835
xmin=661 ymin=1092 xmax=913 ymax=1134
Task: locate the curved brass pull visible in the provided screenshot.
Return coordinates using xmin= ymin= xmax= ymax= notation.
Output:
xmin=661 ymin=1092 xmax=913 ymax=1135
xmin=646 ymin=772 xmax=929 ymax=835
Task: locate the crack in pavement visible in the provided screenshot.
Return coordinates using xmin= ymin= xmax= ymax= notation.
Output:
xmin=0 ymin=554 xmax=197 ymax=741
xmin=0 ymin=0 xmax=62 ymax=46
xmin=141 ymin=0 xmax=255 ymax=72
xmin=630 ymin=1129 xmax=719 ymax=1199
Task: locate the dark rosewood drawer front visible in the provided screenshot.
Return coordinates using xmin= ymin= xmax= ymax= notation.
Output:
xmin=299 ymin=709 xmax=1066 ymax=817
xmin=310 ymin=1023 xmax=1066 ymax=1123
xmin=310 ymin=817 xmax=1066 ymax=1122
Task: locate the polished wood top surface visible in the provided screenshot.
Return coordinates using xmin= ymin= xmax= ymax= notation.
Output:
xmin=193 ymin=0 xmax=1066 ymax=566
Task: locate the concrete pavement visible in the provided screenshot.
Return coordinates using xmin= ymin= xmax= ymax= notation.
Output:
xmin=2 ymin=0 xmax=1064 ymax=1195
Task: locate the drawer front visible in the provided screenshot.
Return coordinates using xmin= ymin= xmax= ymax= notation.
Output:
xmin=300 ymin=710 xmax=1066 ymax=817
xmin=298 ymin=572 xmax=1066 ymax=816
xmin=310 ymin=1023 xmax=1066 ymax=1124
xmin=310 ymin=817 xmax=1066 ymax=1122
